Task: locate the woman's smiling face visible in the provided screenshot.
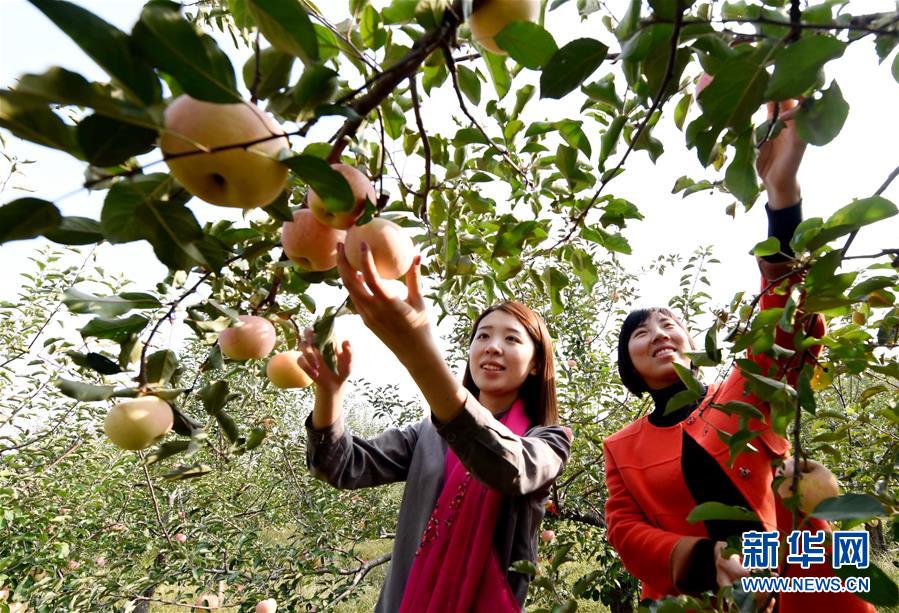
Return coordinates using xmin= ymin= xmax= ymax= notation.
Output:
xmin=468 ymin=310 xmax=537 ymax=409
xmin=627 ymin=311 xmax=692 ymax=391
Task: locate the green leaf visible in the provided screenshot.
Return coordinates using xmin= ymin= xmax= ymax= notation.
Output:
xmin=672 ymin=362 xmax=703 ymax=394
xmin=724 ymin=130 xmax=758 ymax=205
xmin=0 ymin=91 xmax=82 ymax=157
xmin=751 ymin=236 xmax=781 ymax=257
xmin=67 ymin=351 xmax=122 ymax=375
xmin=281 ymin=155 xmax=355 ymax=213
xmin=893 ymin=51 xmax=899 ymax=83
xmin=132 ymin=0 xmax=239 ymax=103
xmin=198 ymin=380 xmax=238 ymax=415
xmin=834 ymin=562 xmax=899 ymax=607
xmin=580 ymin=226 xmax=631 ymax=254
xmin=823 ymin=196 xmax=897 ymax=236
xmin=163 ymin=463 xmax=213 ymax=481
xmin=289 ymin=63 xmax=338 ymax=118
xmin=550 ymin=542 xmax=574 ymax=573
xmin=765 ymin=36 xmax=845 ymax=100
xmin=244 ymin=425 xmax=267 ymax=450
xmin=145 ymin=350 xmax=180 ymax=385
xmin=101 ymin=174 xmax=208 ymax=271
xmin=76 ymin=114 xmax=157 ymax=166
xmin=716 ymin=401 xmax=764 ymax=421
xmin=457 ymin=65 xmax=481 ymax=105
xmin=697 ymin=57 xmax=768 ymax=132
xmin=13 ymin=68 xmax=155 ymax=129
xmin=57 ymin=378 xmax=117 ymax=402
xmin=63 ymin=288 xmax=160 ymax=317
xmin=540 ymin=38 xmax=608 ymax=99
xmin=247 ymin=0 xmax=319 ymax=65
xmin=143 ymin=439 xmax=190 ymax=466
xmin=509 ymin=559 xmax=537 ymax=576
xmin=556 ymin=119 xmax=592 ymax=157
xmin=495 ymin=21 xmax=558 ymax=70
xmin=453 ymin=127 xmax=489 ymax=146
xmin=794 ymin=81 xmax=849 ymax=146
xmin=28 ymin=0 xmax=162 ymax=104
xmin=44 ymin=217 xmax=104 ymax=246
xmin=687 ymin=502 xmax=759 ymax=523
xmin=0 ymin=198 xmax=62 ymax=244
xmin=810 ymin=493 xmax=887 ymax=522
xmin=79 ymin=314 xmax=149 ymax=341
xmin=242 ymin=47 xmax=295 ymax=100
xmin=482 ymin=50 xmax=511 ymax=100
xmin=665 ymin=389 xmax=702 ymax=414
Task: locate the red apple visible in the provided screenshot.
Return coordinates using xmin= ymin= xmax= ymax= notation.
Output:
xmin=309 ymin=163 xmax=375 ymax=229
xmin=777 ymin=458 xmax=840 ymax=514
xmin=256 ymin=598 xmax=278 ymax=613
xmin=281 ymin=209 xmax=345 ymax=271
xmin=468 ymin=0 xmax=540 ymax=55
xmin=345 ymin=218 xmax=416 ymax=280
xmin=174 ymin=533 xmax=188 ymax=544
xmin=218 ymin=315 xmax=277 ymax=361
xmin=160 ymin=95 xmax=288 ymax=209
xmin=266 ymin=351 xmax=313 ymax=389
xmin=540 ymin=529 xmax=555 ymax=543
xmin=104 ymin=396 xmax=174 ymax=451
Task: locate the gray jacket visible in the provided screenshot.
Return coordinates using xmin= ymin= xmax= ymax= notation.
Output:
xmin=305 ymin=393 xmax=571 ymax=612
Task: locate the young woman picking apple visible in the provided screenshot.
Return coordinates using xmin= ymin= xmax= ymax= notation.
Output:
xmin=603 ymin=101 xmax=873 ymax=612
xmin=297 ymin=244 xmax=571 ymax=612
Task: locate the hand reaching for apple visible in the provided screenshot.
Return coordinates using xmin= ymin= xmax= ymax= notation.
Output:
xmin=756 ymin=99 xmax=807 ymax=210
xmin=336 ymin=241 xmax=432 ymax=368
xmin=297 ymin=326 xmax=352 ymax=395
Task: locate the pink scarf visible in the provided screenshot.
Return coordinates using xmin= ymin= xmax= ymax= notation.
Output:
xmin=399 ymin=399 xmax=531 ymax=613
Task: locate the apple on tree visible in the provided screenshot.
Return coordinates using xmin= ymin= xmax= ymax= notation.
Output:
xmin=266 ymin=351 xmax=313 ymax=389
xmin=309 ymin=163 xmax=376 ymax=229
xmin=160 ymin=95 xmax=289 ymax=209
xmin=540 ymin=529 xmax=555 ymax=543
xmin=776 ymin=458 xmax=840 ymax=514
xmin=468 ymin=0 xmax=540 ymax=55
xmin=281 ymin=209 xmax=345 ymax=271
xmin=344 ymin=217 xmax=416 ymax=280
xmin=218 ymin=315 xmax=277 ymax=361
xmin=256 ymin=598 xmax=278 ymax=613
xmin=104 ymin=395 xmax=174 ymax=451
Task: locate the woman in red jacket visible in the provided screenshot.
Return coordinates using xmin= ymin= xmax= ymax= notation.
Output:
xmin=603 ymin=101 xmax=874 ymax=612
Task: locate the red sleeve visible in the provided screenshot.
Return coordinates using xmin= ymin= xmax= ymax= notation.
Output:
xmin=603 ymin=442 xmax=683 ymax=596
xmin=750 ymin=261 xmax=826 ymax=382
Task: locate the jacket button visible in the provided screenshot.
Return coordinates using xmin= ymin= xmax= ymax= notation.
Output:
xmin=686 ymin=415 xmax=696 ymax=425
xmin=446 ymin=433 xmax=456 ymax=443
xmin=739 ymin=467 xmax=752 ymax=479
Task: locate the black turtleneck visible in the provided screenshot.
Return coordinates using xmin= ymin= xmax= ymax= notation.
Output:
xmin=646 ymin=381 xmax=764 ymax=594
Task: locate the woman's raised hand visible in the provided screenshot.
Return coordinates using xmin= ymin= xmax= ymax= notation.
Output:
xmin=297 ymin=326 xmax=352 ymax=395
xmin=714 ymin=541 xmax=776 ymax=613
xmin=336 ymin=241 xmax=432 ymax=367
xmin=756 ymin=99 xmax=807 ymax=210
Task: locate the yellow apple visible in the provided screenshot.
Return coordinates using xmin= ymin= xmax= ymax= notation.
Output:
xmin=281 ymin=209 xmax=345 ymax=271
xmin=266 ymin=351 xmax=313 ymax=389
xmin=218 ymin=315 xmax=277 ymax=361
xmin=468 ymin=0 xmax=540 ymax=55
xmin=104 ymin=396 xmax=174 ymax=451
xmin=777 ymin=458 xmax=840 ymax=514
xmin=345 ymin=218 xmax=416 ymax=280
xmin=256 ymin=598 xmax=278 ymax=613
xmin=309 ymin=163 xmax=376 ymax=229
xmin=160 ymin=95 xmax=288 ymax=209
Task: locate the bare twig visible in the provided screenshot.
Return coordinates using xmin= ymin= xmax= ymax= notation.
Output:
xmin=327 ymin=553 xmax=392 ymax=606
xmin=139 ymin=452 xmax=174 ymax=548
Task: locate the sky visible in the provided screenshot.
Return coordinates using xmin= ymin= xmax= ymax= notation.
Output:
xmin=1 ymin=0 xmax=897 ymax=402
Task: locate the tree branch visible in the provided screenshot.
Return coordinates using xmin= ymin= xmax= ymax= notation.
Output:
xmin=442 ymin=44 xmax=534 ymax=190
xmin=408 ymin=74 xmax=432 ymax=224
xmin=556 ymin=0 xmax=686 ymax=248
